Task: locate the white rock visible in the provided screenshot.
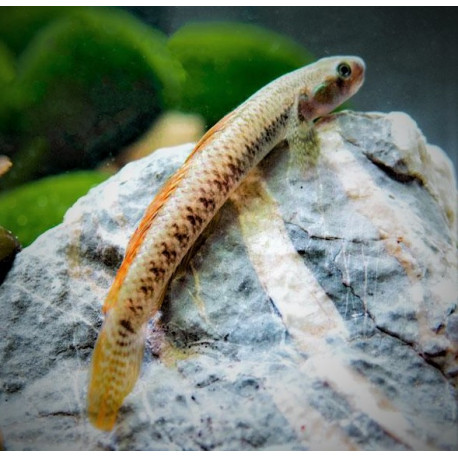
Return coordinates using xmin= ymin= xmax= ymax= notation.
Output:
xmin=0 ymin=112 xmax=456 ymax=450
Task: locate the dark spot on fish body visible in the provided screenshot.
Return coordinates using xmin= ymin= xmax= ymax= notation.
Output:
xmin=162 ymin=249 xmax=176 ymax=261
xmin=281 ymin=109 xmax=289 ymax=123
xmin=187 ymin=214 xmax=197 ymax=226
xmin=199 ymin=197 xmax=216 ymax=211
xmin=228 ymin=163 xmax=243 ymax=178
xmin=149 ymin=265 xmax=166 ymax=277
xmin=212 ymin=179 xmax=224 ymax=192
xmin=234 ymin=157 xmax=245 ymax=170
xmin=251 ymin=107 xmax=290 ymax=155
xmin=174 ymin=231 xmax=190 ymax=246
xmin=212 ymin=170 xmax=223 ymax=182
xmin=119 ymin=319 xmax=134 ymax=333
xmin=127 ymin=304 xmax=145 ymax=317
xmin=161 ymin=242 xmax=177 ymax=262
xmin=218 ymin=177 xmax=231 ymax=193
xmin=140 ymin=285 xmax=153 ymax=295
xmin=221 ymin=171 xmax=230 ymax=183
xmin=246 ymin=143 xmax=257 ymax=157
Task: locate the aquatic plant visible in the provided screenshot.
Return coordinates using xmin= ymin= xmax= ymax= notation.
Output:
xmin=0 ymin=7 xmax=184 ymax=189
xmin=0 ymin=170 xmax=110 ymax=246
xmin=168 ymin=22 xmax=314 ymax=125
xmin=0 ymin=41 xmax=15 ymax=86
xmin=0 ymin=6 xmax=81 ymax=56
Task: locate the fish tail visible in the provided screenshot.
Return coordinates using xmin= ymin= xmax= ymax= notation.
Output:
xmin=87 ymin=311 xmax=146 ymax=431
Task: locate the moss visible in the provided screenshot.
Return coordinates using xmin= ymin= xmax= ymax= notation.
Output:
xmin=0 ymin=6 xmax=82 ymax=55
xmin=0 ymin=170 xmax=110 ymax=246
xmin=1 ymin=7 xmax=184 ymax=188
xmin=16 ymin=8 xmax=184 ymax=109
xmin=0 ymin=41 xmax=17 ymax=133
xmin=0 ymin=41 xmax=15 ymax=85
xmin=168 ymin=22 xmax=314 ymax=125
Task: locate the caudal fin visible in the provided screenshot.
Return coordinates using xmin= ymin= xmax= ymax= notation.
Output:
xmin=87 ymin=312 xmax=146 ymax=431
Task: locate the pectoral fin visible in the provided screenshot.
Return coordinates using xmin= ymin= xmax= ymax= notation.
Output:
xmin=287 ymin=124 xmax=320 ymax=174
xmin=286 ymin=93 xmax=320 ymax=177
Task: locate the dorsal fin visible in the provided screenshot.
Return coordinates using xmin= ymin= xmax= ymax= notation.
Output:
xmin=183 ymin=110 xmax=236 ymax=164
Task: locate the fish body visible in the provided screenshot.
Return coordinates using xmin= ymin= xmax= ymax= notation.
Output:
xmin=88 ymin=56 xmax=365 ymax=430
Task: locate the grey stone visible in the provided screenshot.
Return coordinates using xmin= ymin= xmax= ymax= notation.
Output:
xmin=0 ymin=111 xmax=456 ymax=450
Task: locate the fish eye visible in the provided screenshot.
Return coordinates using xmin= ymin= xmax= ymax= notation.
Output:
xmin=337 ymin=62 xmax=352 ymax=79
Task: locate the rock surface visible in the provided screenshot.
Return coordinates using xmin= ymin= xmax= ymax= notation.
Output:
xmin=0 ymin=111 xmax=457 ymax=451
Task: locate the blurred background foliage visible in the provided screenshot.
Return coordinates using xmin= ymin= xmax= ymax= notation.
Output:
xmin=168 ymin=22 xmax=313 ymax=125
xmin=0 ymin=170 xmax=110 ymax=246
xmin=0 ymin=7 xmax=184 ymax=189
xmin=0 ymin=6 xmax=314 ymax=259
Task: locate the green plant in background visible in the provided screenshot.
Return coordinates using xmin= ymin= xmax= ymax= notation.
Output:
xmin=168 ymin=22 xmax=314 ymax=126
xmin=0 ymin=42 xmax=15 ymax=86
xmin=0 ymin=6 xmax=81 ymax=56
xmin=0 ymin=170 xmax=110 ymax=247
xmin=0 ymin=40 xmax=17 ymax=138
xmin=0 ymin=6 xmax=184 ymax=190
